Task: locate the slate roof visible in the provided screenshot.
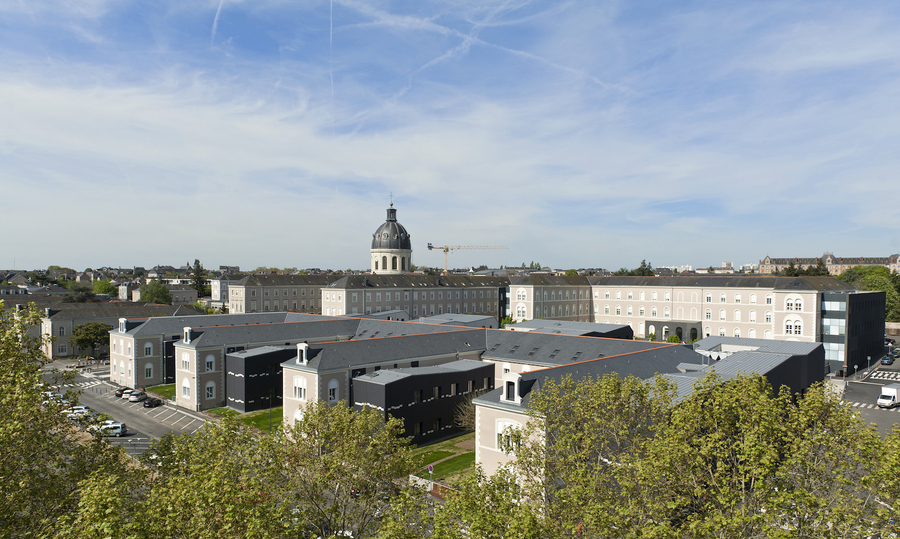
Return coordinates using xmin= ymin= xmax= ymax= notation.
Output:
xmin=416 ymin=313 xmax=497 ymax=326
xmin=355 ymin=359 xmax=488 ymax=385
xmin=587 ymin=275 xmax=853 ymax=291
xmin=120 ymin=312 xmax=309 ymax=337
xmin=324 ymin=274 xmax=510 ymax=289
xmin=43 ymin=303 xmax=203 ymax=320
xmin=283 ymin=329 xmax=486 ymax=372
xmin=511 ymin=320 xmax=629 ymax=335
xmin=508 ymin=275 xmax=594 ymax=286
xmin=183 ymin=319 xmax=361 ymax=349
xmin=693 ymin=336 xmax=821 ymax=356
xmin=234 ymin=274 xmax=343 ymax=287
xmin=481 ymin=329 xmax=675 ymax=367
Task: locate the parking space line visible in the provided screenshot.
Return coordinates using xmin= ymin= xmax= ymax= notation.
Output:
xmin=159 ymin=412 xmax=179 ymax=422
xmin=170 ymin=415 xmax=187 ymax=426
xmin=181 ymin=418 xmax=199 ymax=430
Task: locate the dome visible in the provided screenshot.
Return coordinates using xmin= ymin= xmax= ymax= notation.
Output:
xmin=371 ymin=207 xmax=412 ymax=250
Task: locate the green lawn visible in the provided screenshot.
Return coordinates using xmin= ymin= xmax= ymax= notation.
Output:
xmin=416 ymin=450 xmax=455 ymax=469
xmin=429 ymin=453 xmax=476 ymax=479
xmin=207 ymin=407 xmax=240 ymax=418
xmin=240 ymin=407 xmax=283 ymax=433
xmin=147 ymin=384 xmax=175 ymax=400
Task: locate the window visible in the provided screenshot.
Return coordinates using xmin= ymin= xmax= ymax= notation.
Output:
xmin=144 ymin=363 xmax=153 ymax=380
xmin=734 ymin=328 xmax=741 ymax=338
xmin=786 ymin=300 xmax=793 ymax=311
xmin=795 ymin=300 xmax=802 ymax=312
xmin=749 ymin=310 xmax=756 ymax=323
xmin=182 ymin=378 xmax=190 ymax=398
xmin=719 ymin=327 xmax=726 ymax=337
xmin=794 ymin=323 xmax=802 ymax=335
xmin=652 ymin=292 xmax=658 ymax=301
xmin=720 ymin=294 xmax=726 ymax=303
xmin=605 ymin=290 xmax=610 ymax=299
xmin=651 ymin=307 xmax=657 ymax=317
xmin=639 ymin=306 xmax=645 ymax=316
xmin=328 ymin=379 xmax=338 ymax=402
xmin=293 ymin=377 xmax=307 ymax=400
xmin=616 ymin=305 xmax=621 ymax=316
xmin=615 ymin=291 xmax=621 ymax=300
xmin=627 ymin=291 xmax=633 ymax=300
xmin=58 ymin=326 xmax=65 ymax=336
xmin=734 ymin=294 xmax=741 ymax=304
xmin=750 ymin=294 xmax=757 ymax=304
xmin=604 ymin=305 xmax=610 ymax=315
xmin=627 ymin=305 xmax=633 ymax=316
xmin=144 ymin=343 xmax=152 ymax=356
xmin=766 ymin=295 xmax=772 ymax=305
xmin=765 ymin=311 xmax=772 ymax=323
xmin=665 ymin=292 xmax=670 ymax=301
xmin=206 ymin=382 xmax=215 ymax=400
xmin=496 ymin=420 xmax=520 ymax=452
xmin=749 ymin=329 xmax=756 ymax=338
xmin=705 ymin=309 xmax=711 ymax=320
xmin=719 ymin=309 xmax=726 ymax=321
xmin=640 ymin=291 xmax=645 ymax=300
xmin=58 ymin=343 xmax=67 ymax=354
xmin=706 ymin=294 xmax=712 ymax=303
xmin=181 ymin=353 xmax=190 ymax=371
xmin=664 ymin=307 xmax=670 ymax=318
xmin=205 ymin=355 xmax=215 ymax=372
xmin=734 ymin=310 xmax=741 ymax=322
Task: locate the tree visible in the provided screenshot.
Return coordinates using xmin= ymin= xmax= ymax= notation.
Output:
xmin=839 ymin=265 xmax=900 ymax=322
xmin=0 ymin=302 xmax=132 ymax=537
xmin=272 ymin=401 xmax=417 ymax=539
xmin=190 ymin=259 xmax=210 ymax=297
xmin=454 ymin=388 xmax=489 ymax=431
xmin=139 ymin=280 xmax=172 ymax=305
xmin=565 ymin=269 xmax=578 ymax=276
xmin=70 ymin=322 xmax=113 ymax=357
xmin=500 ymin=315 xmax=516 ymax=327
xmin=666 ymin=334 xmax=681 ymax=343
xmin=64 ymin=283 xmax=100 ymax=303
xmin=92 ymin=279 xmax=117 ymax=295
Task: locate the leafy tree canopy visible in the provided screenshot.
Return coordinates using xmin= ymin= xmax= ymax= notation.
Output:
xmin=190 ymin=259 xmax=210 ymax=296
xmin=92 ymin=279 xmax=117 ymax=295
xmin=615 ymin=260 xmax=654 ymax=276
xmin=70 ymin=322 xmax=114 ymax=357
xmin=140 ymin=280 xmax=172 ymax=305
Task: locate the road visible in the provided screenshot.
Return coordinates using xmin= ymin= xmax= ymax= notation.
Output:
xmin=43 ymin=359 xmax=209 ymax=455
xmin=840 ymin=349 xmax=900 ymax=436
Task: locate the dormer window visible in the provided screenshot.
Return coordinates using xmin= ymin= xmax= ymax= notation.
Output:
xmin=501 ymin=373 xmax=522 ymax=404
xmin=297 ymin=343 xmax=309 ymax=365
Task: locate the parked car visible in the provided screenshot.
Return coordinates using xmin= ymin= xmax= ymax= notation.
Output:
xmin=882 ymin=356 xmax=894 ymax=365
xmin=886 ymin=337 xmax=896 ymax=345
xmin=114 ymin=387 xmax=133 ymax=398
xmin=143 ymin=397 xmax=163 ymax=408
xmin=98 ymin=423 xmax=128 ymax=437
xmin=128 ymin=391 xmax=147 ymax=402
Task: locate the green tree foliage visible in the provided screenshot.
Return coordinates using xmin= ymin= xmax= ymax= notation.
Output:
xmin=614 ymin=260 xmax=654 ymax=276
xmin=564 ymin=269 xmax=578 ymax=276
xmin=92 ymin=279 xmax=117 ymax=295
xmin=64 ymin=283 xmax=100 ymax=303
xmin=666 ymin=334 xmax=682 ymax=343
xmin=70 ymin=322 xmax=114 ymax=357
xmin=190 ymin=259 xmax=210 ymax=296
xmin=444 ymin=373 xmax=891 ymax=539
xmin=839 ymin=265 xmax=900 ymax=322
xmin=140 ymin=280 xmax=172 ymax=305
xmin=500 ymin=314 xmax=516 ymax=326
xmin=0 ymin=302 xmax=131 ymax=538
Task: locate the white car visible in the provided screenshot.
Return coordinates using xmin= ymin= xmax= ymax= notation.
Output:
xmin=128 ymin=391 xmax=147 ymax=402
xmin=63 ymin=405 xmax=91 ymax=417
xmin=98 ymin=423 xmax=128 ymax=437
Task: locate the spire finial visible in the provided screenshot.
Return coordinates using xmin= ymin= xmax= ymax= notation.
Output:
xmin=390 ymin=192 xmax=393 ymax=207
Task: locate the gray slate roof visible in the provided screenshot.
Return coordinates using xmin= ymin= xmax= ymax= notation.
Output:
xmin=511 ymin=320 xmax=628 ymax=335
xmin=355 ymin=359 xmax=487 ymax=385
xmin=481 ymin=329 xmax=674 ymax=367
xmin=325 ymin=274 xmax=510 ymax=289
xmin=43 ymin=303 xmax=203 ymax=321
xmin=587 ymin=275 xmax=853 ymax=291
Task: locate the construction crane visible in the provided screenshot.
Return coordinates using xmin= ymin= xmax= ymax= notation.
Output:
xmin=427 ymin=243 xmax=508 ymax=275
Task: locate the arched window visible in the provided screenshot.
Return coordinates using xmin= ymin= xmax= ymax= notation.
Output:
xmin=794 ymin=322 xmax=802 ymax=335
xmin=652 ymin=292 xmax=658 ymax=301
xmin=144 ymin=343 xmax=152 ymax=356
xmin=293 ymin=409 xmax=304 ymax=425
xmin=382 ymin=256 xmax=387 ymax=270
xmin=328 ymin=379 xmax=338 ymax=402
xmin=750 ymin=294 xmax=757 ymax=304
xmin=765 ymin=311 xmax=772 ymax=323
xmin=749 ymin=329 xmax=756 ymax=338
xmin=627 ymin=291 xmax=633 ymax=300
xmin=144 ymin=362 xmax=153 ymax=381
xmin=616 ymin=291 xmax=621 ymax=299
xmin=720 ymin=293 xmax=726 ymax=303
xmin=664 ymin=307 xmax=670 ymax=318
xmin=401 ymin=257 xmax=406 ymax=271
xmin=766 ymin=295 xmax=773 ymax=305
xmin=734 ymin=294 xmax=741 ymax=304
xmin=375 ymin=260 xmax=379 ymax=270
xmin=705 ymin=309 xmax=711 ymax=320
xmin=719 ymin=309 xmax=726 ymax=321
xmin=705 ymin=327 xmax=711 ymax=337
xmin=749 ymin=310 xmax=756 ymax=323
xmin=205 ymin=381 xmax=216 ymax=400
xmin=604 ymin=305 xmax=610 ymax=315
xmin=719 ymin=327 xmax=726 ymax=337
xmin=181 ymin=378 xmax=191 ymax=398
xmin=733 ymin=328 xmax=741 ymax=337
xmin=706 ymin=294 xmax=712 ymax=303
xmin=566 ymin=306 xmax=570 ymax=316
xmin=640 ymin=291 xmax=645 ymax=300
xmin=616 ymin=305 xmax=621 ymax=316
xmin=392 ymin=256 xmax=398 ymax=270
xmin=795 ymin=300 xmax=802 ymax=311
xmin=627 ymin=305 xmax=633 ymax=316
xmin=665 ymin=292 xmax=670 ymax=301
xmin=639 ymin=306 xmax=645 ymax=316
xmin=733 ymin=310 xmax=741 ymax=322
xmin=605 ymin=290 xmax=610 ymax=299
xmin=786 ymin=300 xmax=793 ymax=311
xmin=785 ymin=322 xmax=793 ymax=335
xmin=496 ymin=420 xmax=521 ymax=452
xmin=765 ymin=330 xmax=772 ymax=339
xmin=651 ymin=307 xmax=657 ymax=317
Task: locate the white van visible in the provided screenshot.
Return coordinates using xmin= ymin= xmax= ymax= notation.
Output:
xmin=100 ymin=423 xmax=128 ymax=437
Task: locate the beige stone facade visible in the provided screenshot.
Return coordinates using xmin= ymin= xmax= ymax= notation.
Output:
xmin=228 ymin=275 xmax=341 ymax=314
xmin=759 ymin=253 xmax=900 ymax=275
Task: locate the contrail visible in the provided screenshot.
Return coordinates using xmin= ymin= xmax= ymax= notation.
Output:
xmin=211 ymin=0 xmax=225 ymax=47
xmin=330 ymin=0 xmax=335 ymax=136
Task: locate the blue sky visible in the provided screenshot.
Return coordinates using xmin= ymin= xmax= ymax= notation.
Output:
xmin=2 ymin=0 xmax=899 ymax=272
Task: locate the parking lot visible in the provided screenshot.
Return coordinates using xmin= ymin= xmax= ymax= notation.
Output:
xmin=44 ymin=361 xmax=209 ymax=454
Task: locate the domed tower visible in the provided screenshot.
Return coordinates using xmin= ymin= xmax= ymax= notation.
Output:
xmin=371 ymin=204 xmax=412 ymax=274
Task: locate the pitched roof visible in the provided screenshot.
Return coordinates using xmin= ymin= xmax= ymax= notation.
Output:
xmin=43 ymin=303 xmax=203 ymax=320
xmin=587 ymin=275 xmax=853 ymax=291
xmin=324 ymin=274 xmax=510 ymax=289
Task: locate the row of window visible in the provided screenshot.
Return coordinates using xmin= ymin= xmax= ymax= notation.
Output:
xmin=181 ymin=378 xmax=215 ymax=400
xmin=232 ymin=288 xmax=317 ymax=297
xmin=179 ymin=353 xmax=217 ymax=373
xmin=292 ymin=377 xmax=339 ymax=403
xmin=704 ymin=309 xmax=773 ymax=323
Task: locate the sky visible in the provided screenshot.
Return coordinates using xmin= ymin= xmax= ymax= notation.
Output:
xmin=2 ymin=0 xmax=900 ymax=273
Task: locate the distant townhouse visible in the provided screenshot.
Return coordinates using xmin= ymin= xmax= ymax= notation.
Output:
xmin=759 ymin=253 xmax=900 ymax=275
xmin=131 ymin=284 xmax=198 ymax=305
